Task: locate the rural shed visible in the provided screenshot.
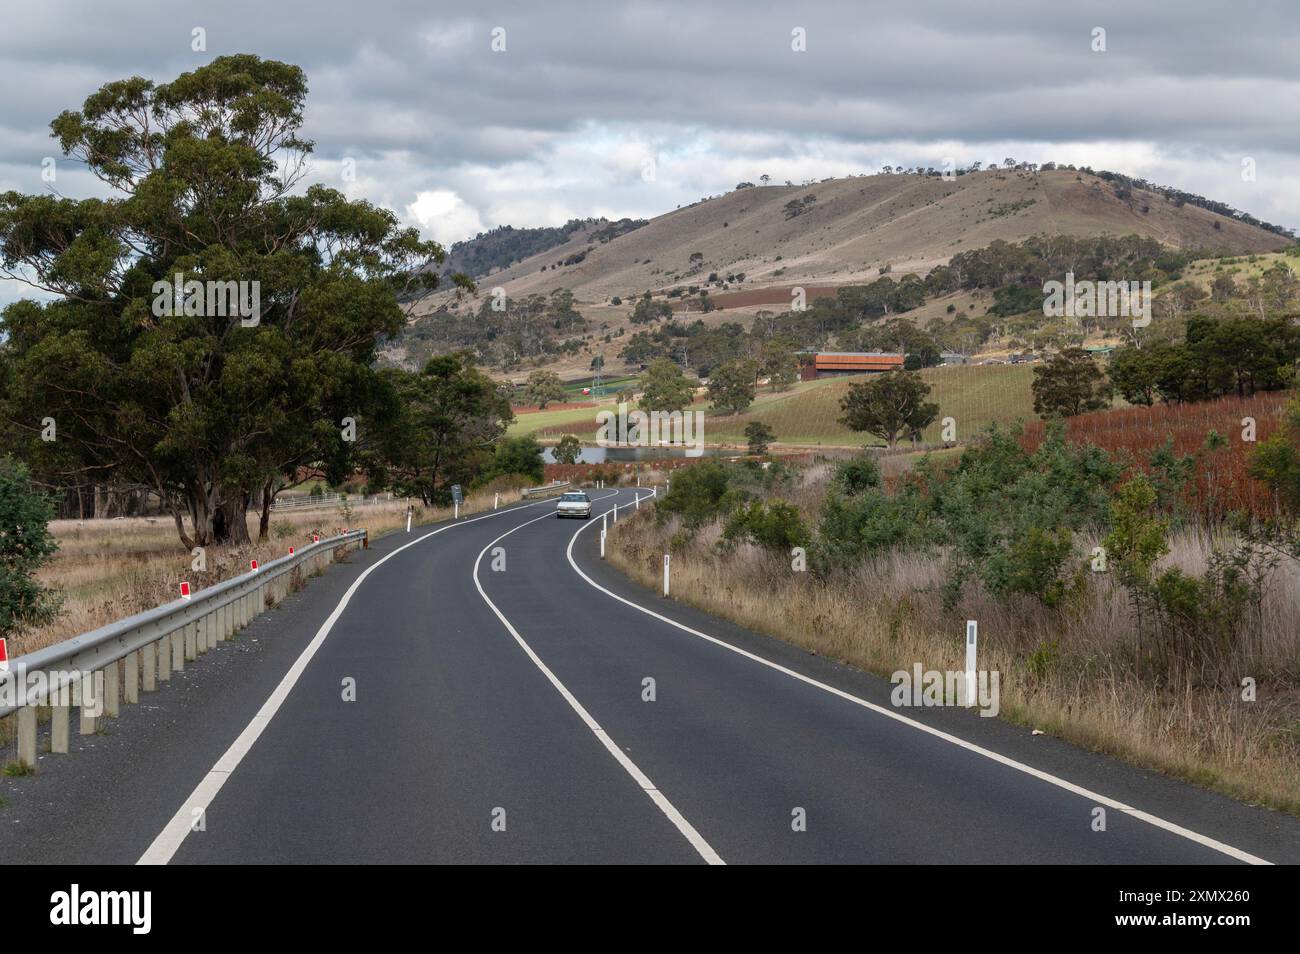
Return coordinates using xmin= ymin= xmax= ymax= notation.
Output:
xmin=802 ymin=352 xmax=905 ymax=379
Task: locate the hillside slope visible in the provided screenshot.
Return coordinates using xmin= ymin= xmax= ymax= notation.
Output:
xmin=418 ymin=169 xmax=1289 ymax=312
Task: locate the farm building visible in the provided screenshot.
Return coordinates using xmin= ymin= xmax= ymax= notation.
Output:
xmin=800 ymin=351 xmax=905 ymax=380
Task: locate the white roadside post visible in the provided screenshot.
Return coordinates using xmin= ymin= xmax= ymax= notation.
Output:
xmin=494 ymin=493 xmax=500 ymax=510
xmin=602 ymin=511 xmax=607 ymax=535
xmin=613 ymin=502 xmax=618 ymax=523
xmin=663 ymin=553 xmax=670 ymax=597
xmin=965 ymin=620 xmax=978 ymax=707
xmin=635 ymin=494 xmax=640 ymax=511
xmin=406 ymin=508 xmax=412 ymax=533
xmin=600 ymin=529 xmax=606 ymax=558
xmin=454 ymin=500 xmax=459 ymax=520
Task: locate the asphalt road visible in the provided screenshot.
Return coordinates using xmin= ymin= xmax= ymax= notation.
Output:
xmin=4 ymin=488 xmax=1299 ymax=864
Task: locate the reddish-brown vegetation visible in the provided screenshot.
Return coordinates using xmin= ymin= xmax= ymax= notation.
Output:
xmin=1022 ymin=393 xmax=1289 ymax=520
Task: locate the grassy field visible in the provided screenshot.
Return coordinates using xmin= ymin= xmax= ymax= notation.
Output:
xmin=510 ymin=362 xmax=1040 ymax=448
xmin=707 ymin=363 xmax=1038 ymax=446
xmin=1180 ymin=249 xmax=1300 ymax=289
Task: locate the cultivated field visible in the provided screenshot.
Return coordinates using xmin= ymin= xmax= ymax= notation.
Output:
xmin=512 ymin=362 xmax=1039 ymax=448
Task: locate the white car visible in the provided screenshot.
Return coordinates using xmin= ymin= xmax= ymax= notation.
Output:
xmin=555 ymin=491 xmax=593 ymax=519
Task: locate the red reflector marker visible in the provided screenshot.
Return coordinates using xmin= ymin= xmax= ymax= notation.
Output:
xmin=180 ymin=581 xmax=192 ymax=599
xmin=250 ymin=560 xmax=259 ymax=571
xmin=0 ymin=637 xmax=8 ymax=671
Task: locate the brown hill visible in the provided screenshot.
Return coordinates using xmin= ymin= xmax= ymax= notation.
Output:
xmin=415 ymin=168 xmax=1290 ymax=315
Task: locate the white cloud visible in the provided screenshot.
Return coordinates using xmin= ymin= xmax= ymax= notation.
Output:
xmin=406 ymin=189 xmax=486 ymax=244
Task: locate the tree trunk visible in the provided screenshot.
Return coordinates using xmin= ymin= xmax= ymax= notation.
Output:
xmin=214 ymin=494 xmax=252 ymax=546
xmin=258 ymin=478 xmax=275 ymax=542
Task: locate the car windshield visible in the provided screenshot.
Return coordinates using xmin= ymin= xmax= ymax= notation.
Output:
xmin=560 ymin=493 xmax=589 ymax=502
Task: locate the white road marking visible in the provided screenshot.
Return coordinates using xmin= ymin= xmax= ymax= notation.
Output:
xmin=137 ymin=497 xmax=554 ymax=865
xmin=568 ymin=494 xmax=1273 ymax=866
xmin=472 ymin=493 xmax=725 ymax=865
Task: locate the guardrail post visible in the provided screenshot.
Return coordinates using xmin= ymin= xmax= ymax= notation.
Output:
xmin=158 ymin=636 xmax=171 ymax=681
xmin=195 ymin=617 xmax=207 ymax=656
xmin=16 ymin=704 xmax=37 ymax=768
xmin=51 ymin=700 xmax=69 ymax=754
xmin=125 ymin=650 xmax=139 ymax=704
xmin=142 ymin=640 xmax=157 ymax=691
xmin=172 ymin=626 xmax=184 ymax=672
xmin=77 ymin=675 xmax=96 ymax=735
xmin=184 ymin=620 xmax=197 ymax=661
xmin=104 ymin=661 xmax=120 ymax=718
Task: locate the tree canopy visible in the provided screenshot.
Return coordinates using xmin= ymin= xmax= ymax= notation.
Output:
xmin=0 ymin=56 xmax=445 ymax=546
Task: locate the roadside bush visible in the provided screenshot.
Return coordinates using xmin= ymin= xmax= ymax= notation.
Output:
xmin=817 ymin=483 xmax=932 ymax=566
xmin=486 ymin=436 xmax=544 ymax=484
xmin=0 ymin=457 xmax=61 ymax=635
xmin=656 ymin=459 xmax=745 ymax=529
xmin=722 ymin=501 xmax=810 ymax=553
xmin=981 ymin=525 xmax=1083 ymax=609
xmin=832 ymin=452 xmax=881 ymax=496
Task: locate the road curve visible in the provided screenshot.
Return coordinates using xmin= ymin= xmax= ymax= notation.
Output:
xmin=3 ymin=489 xmax=1298 ymax=864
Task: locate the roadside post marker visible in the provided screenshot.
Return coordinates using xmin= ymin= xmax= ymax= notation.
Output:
xmin=250 ymin=560 xmax=259 ymax=572
xmin=0 ymin=637 xmax=8 ymax=672
xmin=494 ymin=493 xmax=500 ymax=510
xmin=965 ymin=620 xmax=978 ymax=706
xmin=406 ymin=508 xmax=412 ymax=533
xmin=179 ymin=582 xmax=192 ymax=600
xmin=663 ymin=553 xmax=670 ymax=597
xmin=600 ymin=529 xmax=606 ymax=558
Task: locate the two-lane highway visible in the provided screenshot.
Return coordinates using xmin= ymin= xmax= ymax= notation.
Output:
xmin=4 ymin=489 xmax=1298 ymax=864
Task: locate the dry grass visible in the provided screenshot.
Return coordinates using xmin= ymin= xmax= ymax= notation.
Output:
xmin=607 ymin=505 xmax=1300 ymax=815
xmin=17 ymin=487 xmax=523 ymax=657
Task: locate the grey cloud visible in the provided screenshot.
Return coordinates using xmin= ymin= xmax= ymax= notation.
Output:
xmin=0 ymin=0 xmax=1297 ymax=243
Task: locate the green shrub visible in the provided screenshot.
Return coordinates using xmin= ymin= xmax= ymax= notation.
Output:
xmin=0 ymin=457 xmax=60 ymax=636
xmin=982 ymin=526 xmax=1083 ymax=608
xmin=832 ymin=453 xmax=881 ymax=496
xmin=656 ymin=459 xmax=744 ymax=529
xmin=722 ymin=501 xmax=810 ymax=552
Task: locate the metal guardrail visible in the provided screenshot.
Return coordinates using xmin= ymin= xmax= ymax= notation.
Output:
xmin=0 ymin=529 xmax=367 ymax=768
xmin=521 ymin=481 xmax=572 ymax=500
xmin=271 ymin=493 xmax=390 ymax=511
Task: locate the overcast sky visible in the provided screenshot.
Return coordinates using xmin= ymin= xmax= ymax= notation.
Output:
xmin=4 ymin=0 xmax=1300 ymax=305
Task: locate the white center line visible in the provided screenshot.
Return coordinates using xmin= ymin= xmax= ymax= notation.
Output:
xmin=472 ymin=491 xmax=724 ymax=865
